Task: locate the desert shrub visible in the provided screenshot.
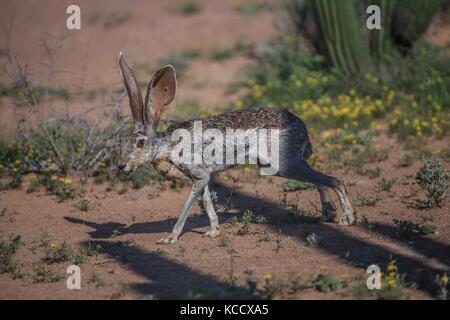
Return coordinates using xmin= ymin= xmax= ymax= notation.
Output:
xmin=314 ymin=273 xmax=347 ymax=292
xmin=0 ymin=235 xmax=22 ymax=277
xmin=43 ymin=241 xmax=74 ymax=264
xmin=236 ymin=210 xmax=254 ymax=236
xmin=32 ymin=265 xmax=62 ymax=283
xmin=393 ymin=219 xmax=436 ymax=239
xmin=88 ymin=273 xmax=106 ymax=287
xmin=416 ymin=155 xmax=449 ymax=207
xmin=75 ymin=198 xmax=90 ymax=212
xmin=378 ymin=177 xmax=396 ymax=192
xmin=355 ymin=193 xmax=380 ymax=207
xmin=259 ymin=274 xmax=286 ymax=298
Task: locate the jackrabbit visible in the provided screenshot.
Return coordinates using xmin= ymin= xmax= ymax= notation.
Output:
xmin=117 ymin=52 xmax=355 ymax=244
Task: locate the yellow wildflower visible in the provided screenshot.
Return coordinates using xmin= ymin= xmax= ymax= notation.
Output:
xmin=442 ymin=274 xmax=449 ymax=285
xmin=263 ymin=273 xmax=273 ymax=281
xmin=387 ymin=263 xmax=397 ymax=272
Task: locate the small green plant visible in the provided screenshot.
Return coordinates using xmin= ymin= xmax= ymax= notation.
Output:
xmin=306 ymin=233 xmax=321 ymax=246
xmin=289 ymin=274 xmax=313 ymax=293
xmin=73 ymin=242 xmax=102 ymax=265
xmin=314 ymin=273 xmax=347 ymax=292
xmin=36 ymin=231 xmax=51 ymax=249
xmin=74 ymin=198 xmax=90 ymax=212
xmin=393 ymin=219 xmax=436 ymax=239
xmin=377 ymin=177 xmax=396 ymax=192
xmin=43 ymin=175 xmax=76 ymax=202
xmin=43 ymin=241 xmax=73 ymax=264
xmin=111 ymin=229 xmax=122 ymax=237
xmin=85 ymin=242 xmax=103 ymax=255
xmin=168 ymin=1 xmax=202 ymax=15
xmin=434 ymin=273 xmax=448 ymax=300
xmin=222 ymin=191 xmax=235 ymax=212
xmin=351 ymin=282 xmax=373 ymax=299
xmin=89 ymin=273 xmax=105 ymax=287
xmin=73 ymin=251 xmax=88 ymax=265
xmin=397 ymin=154 xmax=413 ymax=168
xmin=236 ymin=210 xmax=254 ymax=236
xmin=209 ymin=49 xmax=233 ymax=61
xmin=7 ymin=173 xmax=23 ymax=189
xmin=255 ymin=214 xmax=268 ymax=224
xmin=364 ymin=167 xmax=382 ymax=179
xmin=355 ymin=193 xmax=380 ymax=207
xmin=277 ymin=180 xmax=315 ymax=191
xmin=32 ymin=264 xmax=62 ymax=283
xmin=118 ymin=239 xmax=136 ymax=247
xmin=259 ymin=274 xmax=286 ymax=299
xmin=0 ymin=235 xmax=23 ymax=277
xmin=361 ymin=215 xmax=377 ymax=230
xmin=416 ymin=155 xmax=449 ymax=207
xmin=27 ymin=175 xmax=40 ymax=193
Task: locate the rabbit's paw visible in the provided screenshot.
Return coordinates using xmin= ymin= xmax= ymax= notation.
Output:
xmin=156 ymin=234 xmax=178 ymax=244
xmin=202 ymin=228 xmax=220 ymax=238
xmin=338 ymin=214 xmax=356 ymax=226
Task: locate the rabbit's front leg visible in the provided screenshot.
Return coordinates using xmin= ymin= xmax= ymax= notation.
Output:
xmin=200 ymin=185 xmax=220 ymax=238
xmin=157 ymin=177 xmax=209 ymax=244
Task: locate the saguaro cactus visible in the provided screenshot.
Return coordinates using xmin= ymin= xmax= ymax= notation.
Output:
xmin=368 ymin=0 xmax=398 ymax=59
xmin=289 ymin=0 xmax=440 ymax=75
xmin=312 ymin=0 xmax=371 ymax=76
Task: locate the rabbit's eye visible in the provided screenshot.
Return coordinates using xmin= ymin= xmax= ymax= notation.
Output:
xmin=136 ymin=139 xmax=146 ymax=148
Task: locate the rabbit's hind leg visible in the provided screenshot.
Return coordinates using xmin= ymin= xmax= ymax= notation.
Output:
xmin=278 ymin=158 xmax=355 ymax=226
xmin=317 ymin=185 xmax=337 ymax=222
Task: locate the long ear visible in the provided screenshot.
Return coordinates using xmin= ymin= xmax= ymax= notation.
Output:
xmin=118 ymin=52 xmax=144 ymax=127
xmin=144 ymin=65 xmax=177 ymax=129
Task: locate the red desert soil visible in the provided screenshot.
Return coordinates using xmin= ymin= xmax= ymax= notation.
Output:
xmin=0 ymin=1 xmax=449 ymax=299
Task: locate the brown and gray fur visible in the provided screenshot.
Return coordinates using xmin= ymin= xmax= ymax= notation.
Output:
xmin=117 ymin=52 xmax=355 ymax=244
